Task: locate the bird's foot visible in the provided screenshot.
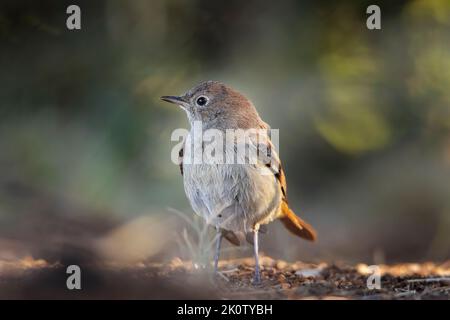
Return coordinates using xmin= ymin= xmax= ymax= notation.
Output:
xmin=252 ymin=271 xmax=262 ymax=286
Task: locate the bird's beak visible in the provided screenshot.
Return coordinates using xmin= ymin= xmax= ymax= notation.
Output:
xmin=160 ymin=95 xmax=189 ymax=109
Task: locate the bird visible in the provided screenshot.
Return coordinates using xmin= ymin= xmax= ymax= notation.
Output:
xmin=161 ymin=81 xmax=316 ymax=284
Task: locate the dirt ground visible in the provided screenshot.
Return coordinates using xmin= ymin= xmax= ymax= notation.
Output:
xmin=0 ymin=256 xmax=449 ymax=299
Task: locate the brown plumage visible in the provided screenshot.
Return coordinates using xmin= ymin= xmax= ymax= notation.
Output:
xmin=274 ymin=157 xmax=316 ymax=241
xmin=280 ymin=201 xmax=317 ymax=241
xmin=161 ymin=80 xmax=317 ymax=284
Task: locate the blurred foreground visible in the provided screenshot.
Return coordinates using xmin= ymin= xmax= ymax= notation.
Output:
xmin=0 ymin=256 xmax=449 ymax=299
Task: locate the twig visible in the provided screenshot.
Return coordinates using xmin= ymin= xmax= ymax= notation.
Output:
xmin=394 ymin=290 xmax=416 ymax=298
xmin=407 ymin=277 xmax=450 ymax=283
xmin=221 ymin=268 xmax=239 ymax=274
xmin=217 ymin=271 xmax=230 ymax=282
xmin=429 ymin=285 xmax=450 ymax=292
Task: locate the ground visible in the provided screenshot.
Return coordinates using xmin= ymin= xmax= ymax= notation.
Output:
xmin=0 ymin=256 xmax=449 ymax=299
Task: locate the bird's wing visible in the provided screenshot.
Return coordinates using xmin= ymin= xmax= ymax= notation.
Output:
xmin=246 ymin=132 xmax=287 ymax=200
xmin=250 ymin=134 xmax=317 ymax=241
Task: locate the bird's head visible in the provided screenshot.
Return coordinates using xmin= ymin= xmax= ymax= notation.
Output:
xmin=161 ymin=81 xmax=263 ymax=129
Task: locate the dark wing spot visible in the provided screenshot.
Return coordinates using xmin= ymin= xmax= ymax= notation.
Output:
xmin=275 ymin=163 xmax=287 ymax=201
xmin=179 ymin=147 xmax=184 ymax=175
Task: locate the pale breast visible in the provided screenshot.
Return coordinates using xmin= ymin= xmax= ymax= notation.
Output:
xmin=183 ymin=161 xmax=282 ymax=233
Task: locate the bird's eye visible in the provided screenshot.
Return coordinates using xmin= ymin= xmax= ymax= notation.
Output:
xmin=196 ymin=96 xmax=208 ymax=107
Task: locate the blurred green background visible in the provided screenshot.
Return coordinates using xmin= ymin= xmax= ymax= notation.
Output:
xmin=0 ymin=0 xmax=449 ymax=265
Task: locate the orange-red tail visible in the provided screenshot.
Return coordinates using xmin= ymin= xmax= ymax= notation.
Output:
xmin=279 ymin=201 xmax=317 ymax=241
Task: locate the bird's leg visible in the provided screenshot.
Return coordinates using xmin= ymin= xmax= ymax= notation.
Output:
xmin=253 ymin=225 xmax=261 ymax=284
xmin=213 ymin=228 xmax=222 ymax=274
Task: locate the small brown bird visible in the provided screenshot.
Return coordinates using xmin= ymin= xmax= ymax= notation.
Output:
xmin=162 ymin=81 xmax=316 ymax=283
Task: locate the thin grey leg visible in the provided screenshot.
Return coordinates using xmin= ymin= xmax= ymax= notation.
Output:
xmin=213 ymin=230 xmax=222 ymax=274
xmin=253 ymin=228 xmax=261 ymax=284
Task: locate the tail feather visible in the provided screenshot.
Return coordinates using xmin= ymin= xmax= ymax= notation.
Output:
xmin=279 ymin=201 xmax=317 ymax=241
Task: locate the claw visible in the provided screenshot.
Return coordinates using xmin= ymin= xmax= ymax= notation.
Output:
xmin=252 ymin=272 xmax=262 ymax=285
